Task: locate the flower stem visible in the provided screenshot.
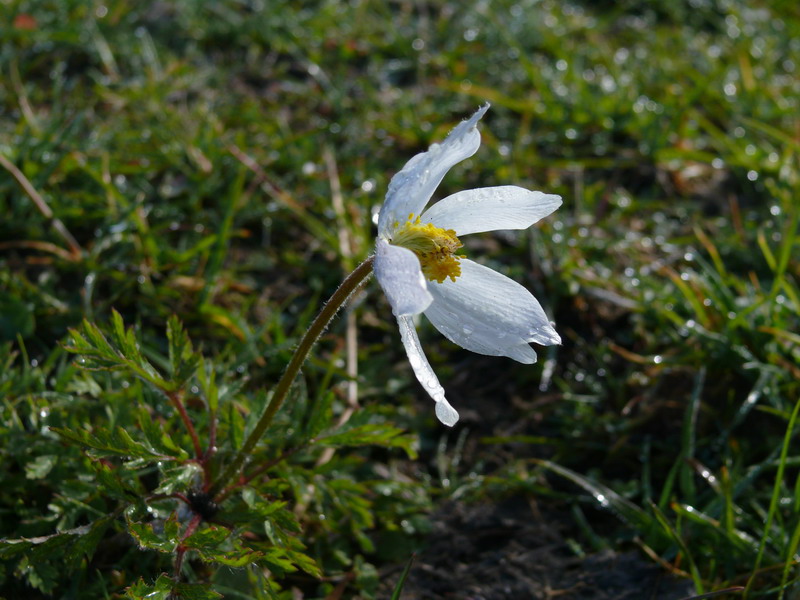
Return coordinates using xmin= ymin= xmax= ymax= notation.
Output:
xmin=209 ymin=256 xmax=374 ymax=499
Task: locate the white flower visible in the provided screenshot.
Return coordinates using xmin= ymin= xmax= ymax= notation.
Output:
xmin=374 ymin=104 xmax=562 ymax=426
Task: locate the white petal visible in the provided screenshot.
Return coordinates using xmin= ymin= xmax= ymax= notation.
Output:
xmin=421 ymin=186 xmax=562 ymax=236
xmin=377 ymin=104 xmax=490 ymax=238
xmin=374 ymin=239 xmax=432 ymax=317
xmin=397 ymin=314 xmax=459 ymax=427
xmin=423 ymin=259 xmax=560 ymax=362
xmin=502 ymin=343 xmax=539 ymax=364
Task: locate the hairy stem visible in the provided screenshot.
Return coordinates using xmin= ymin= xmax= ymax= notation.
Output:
xmin=209 ymin=256 xmax=374 ymax=499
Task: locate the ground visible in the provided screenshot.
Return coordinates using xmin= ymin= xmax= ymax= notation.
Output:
xmin=383 ymin=497 xmax=695 ymax=600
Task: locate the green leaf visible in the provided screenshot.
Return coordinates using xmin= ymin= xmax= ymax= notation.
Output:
xmin=390 ymin=554 xmax=415 ymax=600
xmin=184 ymin=525 xmax=230 ymax=549
xmin=126 ymin=515 xmax=180 ymax=553
xmin=51 ymin=425 xmax=185 ymax=463
xmin=167 ymin=315 xmax=199 ymax=387
xmin=17 ymin=556 xmax=60 ymax=594
xmin=138 ymin=406 xmax=187 ymax=457
xmin=125 ymin=574 xmax=173 ymax=600
xmin=354 ymin=555 xmax=379 ymax=598
xmin=25 ymin=454 xmax=58 ymax=479
xmin=317 ymin=423 xmax=418 ymax=459
xmin=183 ymin=525 xmax=263 ymax=567
xmin=197 ymin=360 xmax=219 ymax=413
xmin=153 ymin=462 xmax=204 ymax=495
xmin=0 ymin=539 xmax=34 ymax=559
xmin=66 ymin=514 xmax=115 ymax=568
xmin=533 ymin=459 xmax=666 ymax=544
xmin=239 ymin=488 xmax=301 ymax=534
xmin=88 ymin=460 xmax=143 ymax=501
xmin=65 ymin=312 xmax=169 ymax=390
xmin=303 ymin=389 xmax=333 ymax=441
xmin=173 ymin=583 xmax=223 ymax=600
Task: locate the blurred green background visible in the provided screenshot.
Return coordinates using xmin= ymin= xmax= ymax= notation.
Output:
xmin=1 ymin=0 xmax=799 ymax=598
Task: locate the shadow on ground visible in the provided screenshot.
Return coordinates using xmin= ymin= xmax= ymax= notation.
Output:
xmin=383 ymin=496 xmax=694 ymax=600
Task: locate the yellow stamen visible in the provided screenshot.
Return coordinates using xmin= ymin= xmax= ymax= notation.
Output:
xmin=392 ymin=214 xmax=463 ymax=283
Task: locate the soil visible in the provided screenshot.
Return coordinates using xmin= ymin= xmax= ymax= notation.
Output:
xmin=382 ymin=496 xmax=695 ymax=600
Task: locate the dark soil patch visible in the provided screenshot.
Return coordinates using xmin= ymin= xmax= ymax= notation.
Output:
xmin=383 ymin=496 xmax=694 ymax=600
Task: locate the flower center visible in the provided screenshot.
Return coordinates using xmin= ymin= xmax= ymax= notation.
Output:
xmin=391 ymin=214 xmax=463 ymax=283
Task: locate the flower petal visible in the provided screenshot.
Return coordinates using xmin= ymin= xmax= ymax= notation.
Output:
xmin=397 ymin=315 xmax=459 ymax=426
xmin=374 ymin=239 xmax=433 ymax=317
xmin=423 ymin=259 xmax=560 ymax=362
xmin=421 ymin=186 xmax=562 ymax=236
xmin=378 ymin=104 xmax=490 ymax=238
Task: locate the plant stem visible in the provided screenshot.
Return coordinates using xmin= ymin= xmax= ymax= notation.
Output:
xmin=168 ymin=390 xmax=203 ymax=460
xmin=209 ymin=256 xmax=374 ymax=499
xmin=173 ymin=513 xmax=202 ymax=580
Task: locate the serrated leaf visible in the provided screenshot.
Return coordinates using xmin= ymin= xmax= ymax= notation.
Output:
xmin=205 ymin=548 xmax=263 ymax=568
xmin=242 ymin=389 xmax=272 ymax=444
xmin=18 ymin=556 xmax=60 ymax=594
xmin=89 ymin=460 xmax=143 ymax=501
xmin=111 ymin=309 xmax=134 ymax=356
xmin=197 ymin=360 xmax=219 ymax=413
xmin=79 ymin=319 xmax=117 ymax=360
xmin=167 ymin=315 xmax=199 ymax=387
xmin=65 ymin=313 xmax=169 ymax=390
xmin=138 ymin=406 xmax=186 ymax=457
xmin=303 ymin=389 xmax=334 ymax=441
xmin=126 ymin=516 xmax=180 ymax=553
xmin=66 ymin=514 xmax=115 ymax=568
xmin=173 ymin=583 xmax=223 ymax=599
xmin=184 ymin=525 xmax=263 ymax=567
xmin=250 ymin=545 xmax=321 ymax=578
xmin=239 ymin=489 xmax=301 ymax=534
xmin=0 ymin=539 xmax=33 ymax=559
xmin=25 ymin=454 xmax=57 ymax=479
xmin=125 ymin=574 xmax=173 ymax=600
xmin=51 ymin=426 xmax=185 ymax=463
xmin=153 ymin=462 xmax=203 ymax=495
xmin=183 ymin=526 xmax=230 ymax=549
xmin=316 ymin=424 xmax=418 ymax=459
